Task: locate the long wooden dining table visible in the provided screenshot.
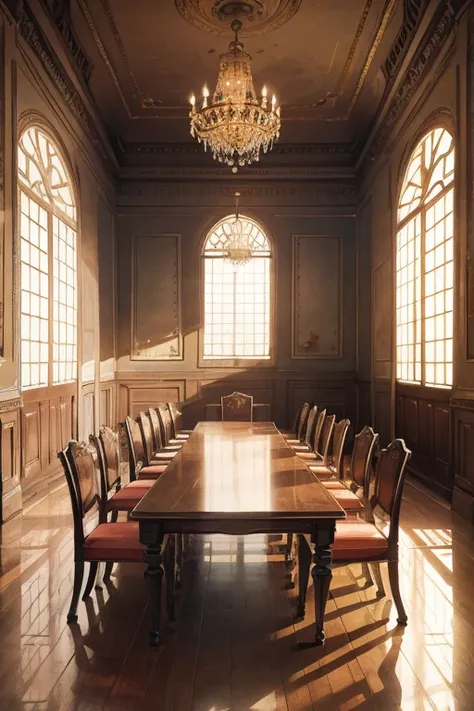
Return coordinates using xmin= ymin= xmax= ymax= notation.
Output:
xmin=131 ymin=421 xmax=345 ymax=646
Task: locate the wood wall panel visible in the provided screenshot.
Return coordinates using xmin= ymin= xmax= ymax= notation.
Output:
xmin=373 ymin=260 xmax=392 ymax=378
xmin=395 ymin=384 xmax=452 ymax=496
xmin=0 ymin=408 xmax=22 ymax=522
xmin=99 ymin=383 xmax=115 ymax=428
xmin=20 ymin=385 xmax=76 ymax=495
xmin=292 ymin=235 xmax=342 ymax=358
xmin=117 ymin=379 xmax=186 ymax=421
xmin=131 ymin=235 xmax=182 ymax=360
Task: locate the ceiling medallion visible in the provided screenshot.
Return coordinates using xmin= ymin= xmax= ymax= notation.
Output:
xmin=189 ymin=18 xmax=281 ymax=171
xmin=175 ymin=0 xmax=303 ymax=37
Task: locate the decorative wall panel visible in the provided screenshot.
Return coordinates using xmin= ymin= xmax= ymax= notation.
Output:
xmin=117 ymin=379 xmax=185 ymax=421
xmin=292 ymin=235 xmax=342 ymax=359
xmin=373 ymin=260 xmax=392 ymax=368
xmin=0 ymin=408 xmax=21 ymax=522
xmin=131 ymin=235 xmax=182 ymax=360
xmin=395 ymin=384 xmax=452 ymax=495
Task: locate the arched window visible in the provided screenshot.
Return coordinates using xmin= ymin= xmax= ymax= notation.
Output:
xmin=18 ymin=126 xmax=77 ymax=390
xmin=396 ymin=127 xmax=454 ymax=388
xmin=203 ymin=215 xmax=271 ymax=360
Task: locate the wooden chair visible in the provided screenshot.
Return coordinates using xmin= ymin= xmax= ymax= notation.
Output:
xmin=296 ymin=439 xmax=412 ymax=629
xmin=140 ymin=410 xmax=181 ymax=462
xmin=281 ymin=402 xmax=310 ymax=440
xmin=92 ymin=426 xmax=154 ymax=517
xmin=288 ymin=406 xmax=318 ymax=451
xmin=316 ymin=426 xmax=379 ymax=513
xmin=309 ymin=418 xmax=351 ymax=479
xmin=124 ymin=416 xmax=170 ymax=480
xmin=298 ymin=414 xmax=335 ymax=464
xmin=156 ymin=404 xmax=184 ymax=447
xmin=221 ymin=391 xmax=254 ymax=422
xmin=168 ymin=402 xmax=193 ymax=439
xmin=59 ymin=439 xmax=176 ymax=624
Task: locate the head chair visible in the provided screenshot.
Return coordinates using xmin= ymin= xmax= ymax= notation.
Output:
xmin=349 ymin=426 xmax=379 ymax=496
xmin=221 ymin=391 xmax=253 ymax=422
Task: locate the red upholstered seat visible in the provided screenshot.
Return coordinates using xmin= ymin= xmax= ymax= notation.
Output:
xmin=175 ymin=433 xmax=190 ymax=439
xmin=298 ymin=451 xmax=318 ymax=461
xmin=138 ymin=464 xmax=167 ymax=479
xmin=332 ymin=522 xmax=388 ymax=561
xmin=292 ymin=444 xmax=310 ymax=452
xmin=320 ymin=479 xmax=346 ymax=490
xmin=286 ymin=438 xmax=301 ymax=445
xmin=106 ymin=480 xmax=154 ymax=511
xmin=329 ymin=488 xmax=364 ymax=510
xmin=152 ymin=451 xmax=178 ymax=460
xmin=84 ymin=522 xmax=143 ymax=562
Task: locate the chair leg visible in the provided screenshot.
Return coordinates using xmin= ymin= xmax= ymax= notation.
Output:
xmin=296 ymin=535 xmax=311 ymax=620
xmin=82 ymin=561 xmax=99 ymax=600
xmin=67 ymin=562 xmax=85 ymax=623
xmin=371 ymin=562 xmax=386 ymax=598
xmin=285 ymin=533 xmax=293 ymax=564
xmin=111 ymin=509 xmax=119 ymax=523
xmin=361 ymin=562 xmax=374 ymax=588
xmin=163 ymin=536 xmax=176 ymax=622
xmin=176 ymin=534 xmax=183 ymax=588
xmin=103 ymin=562 xmax=114 ymax=581
xmin=388 ymin=559 xmax=407 ymax=625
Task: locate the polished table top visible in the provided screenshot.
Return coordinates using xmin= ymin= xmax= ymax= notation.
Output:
xmin=132 ymin=421 xmax=345 ymax=521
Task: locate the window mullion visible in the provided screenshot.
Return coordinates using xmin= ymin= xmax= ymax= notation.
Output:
xmin=421 ymin=209 xmax=426 ymax=386
xmin=48 ymin=210 xmax=54 ymax=387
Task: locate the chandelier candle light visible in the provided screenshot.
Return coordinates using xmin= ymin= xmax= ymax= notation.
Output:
xmin=189 ymin=19 xmax=281 ymax=172
xmin=225 ymin=192 xmax=253 ymax=268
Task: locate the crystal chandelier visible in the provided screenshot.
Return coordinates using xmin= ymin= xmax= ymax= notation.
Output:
xmin=225 ymin=192 xmax=252 ymax=268
xmin=189 ymin=19 xmax=281 ymax=172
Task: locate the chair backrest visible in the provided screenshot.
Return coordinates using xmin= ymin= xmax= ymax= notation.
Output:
xmin=149 ymin=407 xmax=165 ymax=451
xmin=138 ymin=411 xmax=155 ymax=463
xmin=291 ymin=404 xmax=303 ymax=435
xmin=330 ymin=418 xmax=350 ymax=478
xmin=168 ymin=402 xmax=184 ymax=438
xmin=157 ymin=403 xmax=173 ymax=444
xmin=370 ymin=439 xmax=411 ymax=544
xmin=350 ymin=426 xmax=379 ymax=494
xmin=312 ymin=408 xmax=326 ymax=453
xmin=92 ymin=426 xmax=121 ymax=497
xmin=221 ymin=392 xmax=253 ymax=422
xmin=304 ymin=406 xmax=318 ymax=446
xmin=124 ymin=415 xmax=147 ymax=477
xmin=296 ymin=402 xmax=311 ymax=440
xmin=317 ymin=413 xmax=335 ymax=463
xmin=59 ymin=440 xmax=102 ymax=546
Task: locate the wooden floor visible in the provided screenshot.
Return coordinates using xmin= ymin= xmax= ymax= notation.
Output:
xmin=0 ymin=480 xmax=473 ymax=711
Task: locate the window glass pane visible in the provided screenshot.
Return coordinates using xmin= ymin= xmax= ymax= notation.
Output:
xmin=19 ymin=191 xmax=49 ymax=390
xmin=203 ymin=216 xmax=271 ymax=360
xmin=397 ymin=129 xmax=454 ymax=389
xmin=52 ymin=217 xmax=77 ymax=384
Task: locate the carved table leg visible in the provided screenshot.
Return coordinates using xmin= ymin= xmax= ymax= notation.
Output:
xmin=163 ymin=535 xmax=176 ymax=622
xmin=310 ymin=523 xmax=335 ymax=646
xmin=142 ymin=524 xmax=165 ymax=646
xmin=176 ymin=534 xmax=183 ymax=588
xmin=296 ymin=534 xmax=311 ymax=620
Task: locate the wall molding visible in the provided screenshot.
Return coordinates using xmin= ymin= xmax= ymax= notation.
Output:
xmin=18 ymin=2 xmax=110 ymax=162
xmin=0 ymin=397 xmax=23 ymax=413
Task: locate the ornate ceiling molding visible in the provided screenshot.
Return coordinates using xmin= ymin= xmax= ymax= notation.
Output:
xmin=367 ymin=1 xmax=457 ymax=158
xmin=174 ymin=0 xmax=302 ymax=37
xmin=39 ymin=0 xmax=92 ymax=83
xmin=118 ymin=165 xmax=356 ymax=182
xmin=121 ymin=141 xmax=354 ymax=158
xmin=382 ymin=0 xmax=428 ymax=82
xmin=18 ymin=2 xmax=110 ymax=161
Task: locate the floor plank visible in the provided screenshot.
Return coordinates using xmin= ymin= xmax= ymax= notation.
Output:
xmin=0 ymin=481 xmax=473 ymax=710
